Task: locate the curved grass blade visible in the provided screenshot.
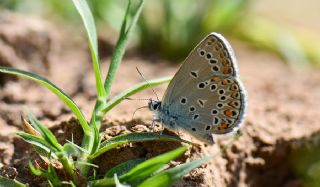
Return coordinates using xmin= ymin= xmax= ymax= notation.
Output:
xmin=17 ymin=132 xmax=58 ymax=159
xmin=92 ymin=147 xmax=187 ymax=187
xmin=101 ymin=76 xmax=172 ymax=114
xmin=89 ymin=132 xmax=188 ymax=159
xmin=138 ymin=155 xmax=211 ymax=187
xmin=29 ymin=162 xmax=61 ymax=186
xmin=120 ymin=146 xmax=187 ymax=182
xmin=138 ymin=131 xmax=242 ymax=187
xmin=104 ymin=0 xmax=144 ymax=97
xmin=0 ymin=67 xmax=90 ymax=135
xmin=114 ymin=174 xmax=130 ymax=187
xmin=105 ymin=159 xmax=145 ymax=178
xmin=27 ymin=112 xmax=63 ymax=152
xmin=0 ymin=176 xmax=26 ymax=187
xmin=71 ymin=0 xmax=105 ymax=97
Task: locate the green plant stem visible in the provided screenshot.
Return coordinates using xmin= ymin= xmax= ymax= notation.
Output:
xmin=72 ymin=0 xmax=106 ymax=98
xmin=103 ymin=0 xmax=144 ymax=97
xmin=60 ymin=156 xmax=78 ymax=183
xmin=79 ymin=1 xmax=145 ymax=175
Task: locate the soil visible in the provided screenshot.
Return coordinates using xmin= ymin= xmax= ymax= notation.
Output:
xmin=1 ymin=11 xmax=320 ymax=187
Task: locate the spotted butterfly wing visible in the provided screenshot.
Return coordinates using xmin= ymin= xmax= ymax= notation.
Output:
xmin=158 ymin=32 xmax=247 ymax=144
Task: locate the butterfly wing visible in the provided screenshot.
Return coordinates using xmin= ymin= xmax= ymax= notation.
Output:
xmin=161 ymin=33 xmax=247 ymax=143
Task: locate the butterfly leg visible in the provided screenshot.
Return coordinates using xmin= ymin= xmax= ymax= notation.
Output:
xmin=150 ymin=120 xmax=156 ymax=132
xmin=160 ymin=120 xmax=165 ymax=135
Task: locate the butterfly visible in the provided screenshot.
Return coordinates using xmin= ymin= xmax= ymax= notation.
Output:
xmin=148 ymin=32 xmax=247 ymax=144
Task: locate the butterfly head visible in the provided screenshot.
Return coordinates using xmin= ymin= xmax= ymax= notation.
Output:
xmin=148 ymin=99 xmax=161 ymax=111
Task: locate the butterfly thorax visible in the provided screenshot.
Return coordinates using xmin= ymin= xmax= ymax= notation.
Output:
xmin=148 ymin=99 xmax=181 ymax=131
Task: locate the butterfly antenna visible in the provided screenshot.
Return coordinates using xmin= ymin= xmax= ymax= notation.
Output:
xmin=136 ymin=67 xmax=160 ymax=101
xmin=132 ymin=106 xmax=149 ymax=120
xmin=124 ymin=97 xmax=150 ymax=101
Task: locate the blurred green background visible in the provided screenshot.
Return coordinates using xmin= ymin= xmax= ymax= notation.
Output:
xmin=1 ymin=0 xmax=320 ymax=186
xmin=1 ymin=0 xmax=320 ymax=67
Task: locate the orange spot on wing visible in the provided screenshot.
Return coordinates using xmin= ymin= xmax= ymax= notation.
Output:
xmin=221 ymin=79 xmax=229 ymax=85
xmin=223 ymin=67 xmax=232 ymax=75
xmin=210 ymin=76 xmax=221 ymax=82
xmin=224 ymin=110 xmax=233 ymax=117
xmin=220 ymin=121 xmax=228 ymax=129
xmin=231 ymin=92 xmax=240 ymax=99
xmin=229 ymin=84 xmax=239 ymax=91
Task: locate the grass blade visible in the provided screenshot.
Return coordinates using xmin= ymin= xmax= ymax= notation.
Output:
xmin=103 ymin=0 xmax=144 ymax=97
xmin=0 ymin=176 xmax=26 ymax=187
xmin=0 ymin=67 xmax=90 ymax=135
xmin=114 ymin=174 xmax=130 ymax=187
xmin=92 ymin=147 xmax=187 ymax=186
xmin=17 ymin=132 xmax=58 ymax=158
xmin=105 ymin=159 xmax=145 ymax=178
xmin=120 ymin=147 xmax=187 ymax=181
xmin=27 ymin=112 xmax=63 ymax=152
xmin=71 ymin=0 xmax=106 ymax=97
xmin=138 ymin=155 xmax=211 ymax=187
xmin=101 ymin=76 xmax=172 ymax=114
xmin=138 ymin=132 xmax=242 ymax=187
xmin=90 ymin=132 xmax=187 ymax=159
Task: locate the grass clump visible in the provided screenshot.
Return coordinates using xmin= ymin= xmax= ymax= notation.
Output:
xmin=0 ymin=0 xmax=239 ymax=186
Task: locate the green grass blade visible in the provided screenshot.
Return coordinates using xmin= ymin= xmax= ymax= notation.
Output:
xmin=120 ymin=146 xmax=187 ymax=182
xmin=138 ymin=132 xmax=242 ymax=187
xmin=71 ymin=0 xmax=106 ymax=97
xmin=90 ymin=132 xmax=187 ymax=159
xmin=105 ymin=159 xmax=145 ymax=178
xmin=138 ymin=155 xmax=211 ymax=187
xmin=29 ymin=162 xmax=61 ymax=186
xmin=101 ymin=76 xmax=172 ymax=114
xmin=92 ymin=147 xmax=187 ymax=186
xmin=0 ymin=176 xmax=26 ymax=187
xmin=17 ymin=132 xmax=58 ymax=158
xmin=103 ymin=0 xmax=144 ymax=97
xmin=0 ymin=67 xmax=90 ymax=135
xmin=114 ymin=174 xmax=130 ymax=187
xmin=27 ymin=112 xmax=63 ymax=152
